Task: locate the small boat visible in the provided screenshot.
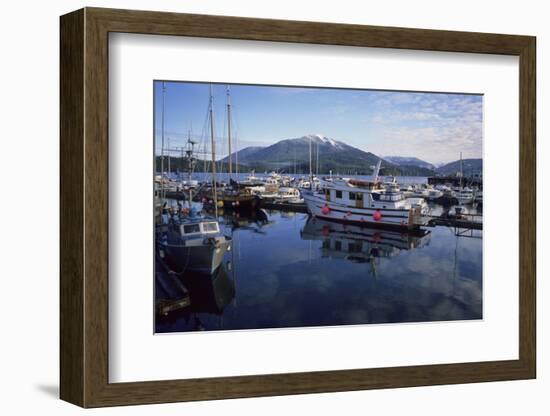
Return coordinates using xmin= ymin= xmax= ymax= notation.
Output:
xmin=156 ymin=90 xmax=231 ymax=275
xmin=157 ymin=208 xmax=231 ymax=275
xmin=455 ymin=187 xmax=474 ymax=205
xmin=215 ymin=188 xmax=261 ymax=210
xmin=454 ymin=152 xmax=474 ymax=205
xmin=207 ymin=87 xmax=261 ymax=212
xmin=273 ymin=187 xmax=303 ymax=204
xmin=425 ymin=188 xmax=444 ymax=201
xmin=236 ymin=171 xmax=264 ymax=188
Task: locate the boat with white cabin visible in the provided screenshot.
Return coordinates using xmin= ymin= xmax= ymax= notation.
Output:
xmin=302 ymin=161 xmax=430 ymax=229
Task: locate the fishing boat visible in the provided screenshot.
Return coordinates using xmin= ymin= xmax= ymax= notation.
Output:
xmin=155 ymin=84 xmax=231 ymax=275
xmin=454 ymin=152 xmax=475 ymax=205
xmin=156 ymin=208 xmax=231 ymax=276
xmin=273 ymin=187 xmax=303 ymax=204
xmin=425 ymin=187 xmax=444 ymax=201
xmin=216 ymin=188 xmax=261 ymax=210
xmin=455 ymin=187 xmax=474 ymax=205
xmin=303 ymin=160 xmax=430 ymax=229
xmin=236 ymin=171 xmax=264 ymax=188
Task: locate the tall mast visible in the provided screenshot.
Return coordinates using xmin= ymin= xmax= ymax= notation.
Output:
xmin=161 ymin=81 xmax=166 ymax=199
xmin=316 ymin=140 xmax=319 ymax=176
xmin=226 ymin=86 xmax=233 ymax=179
xmin=187 ymin=130 xmax=192 ymax=183
xmin=209 ymin=85 xmax=218 ymax=217
xmin=167 ymin=137 xmax=171 ymax=177
xmin=186 ymin=135 xmax=195 ymax=209
xmin=459 ymin=151 xmax=463 ymax=188
xmin=309 ymin=137 xmax=313 ymax=188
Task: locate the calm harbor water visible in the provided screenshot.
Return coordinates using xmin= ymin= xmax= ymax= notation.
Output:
xmin=155 ymin=210 xmax=482 ymax=333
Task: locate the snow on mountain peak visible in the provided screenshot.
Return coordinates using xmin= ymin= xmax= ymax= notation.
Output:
xmin=303 ymin=134 xmax=339 ymax=147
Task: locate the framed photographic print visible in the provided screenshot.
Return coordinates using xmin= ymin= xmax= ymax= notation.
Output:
xmin=60 ymin=7 xmax=536 ymax=407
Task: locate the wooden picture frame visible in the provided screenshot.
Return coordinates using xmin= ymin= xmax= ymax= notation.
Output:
xmin=60 ymin=7 xmax=536 ymax=408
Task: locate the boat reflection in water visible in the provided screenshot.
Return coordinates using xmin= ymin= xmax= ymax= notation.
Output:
xmin=217 ymin=207 xmax=270 ymax=231
xmin=155 ymin=262 xmax=236 ymax=332
xmin=300 ymin=217 xmax=431 ymax=265
xmin=156 ymin=209 xmax=480 ymax=333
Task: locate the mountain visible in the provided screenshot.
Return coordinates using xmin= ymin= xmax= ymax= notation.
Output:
xmin=435 ymin=158 xmax=483 ymax=176
xmin=220 ymin=134 xmax=434 ymax=176
xmin=384 ymin=156 xmax=435 ymax=170
xmin=226 ymin=146 xmax=265 ymax=162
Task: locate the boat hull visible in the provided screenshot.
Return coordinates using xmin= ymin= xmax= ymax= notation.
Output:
xmin=303 ymin=193 xmax=428 ymax=229
xmin=160 ymin=238 xmax=230 ymax=275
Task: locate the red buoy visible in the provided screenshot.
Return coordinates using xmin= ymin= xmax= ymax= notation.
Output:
xmin=373 ymin=210 xmax=382 ymax=221
xmin=321 ymin=205 xmax=330 ymax=215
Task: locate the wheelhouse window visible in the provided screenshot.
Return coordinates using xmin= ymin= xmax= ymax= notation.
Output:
xmin=379 ymin=192 xmax=403 ymax=202
xmin=349 ymin=192 xmax=356 ymax=200
xmin=335 ymin=190 xmax=343 ymax=199
xmin=182 ymin=223 xmax=201 ymax=234
xmin=202 ymin=222 xmax=219 ymax=233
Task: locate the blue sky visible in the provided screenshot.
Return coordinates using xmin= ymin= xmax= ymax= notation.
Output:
xmin=154 ymin=81 xmax=482 ymax=164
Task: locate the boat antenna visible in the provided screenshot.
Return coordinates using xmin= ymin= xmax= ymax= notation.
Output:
xmin=209 ymin=84 xmax=218 ymax=217
xmin=373 ymin=159 xmax=382 ymax=183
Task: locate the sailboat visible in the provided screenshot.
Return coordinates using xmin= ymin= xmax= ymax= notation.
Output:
xmin=210 ymin=86 xmax=260 ymax=211
xmin=156 ymin=84 xmax=231 ymax=275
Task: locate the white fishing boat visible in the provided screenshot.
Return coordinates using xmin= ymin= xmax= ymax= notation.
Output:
xmin=425 ymin=188 xmax=444 ymax=201
xmin=298 ymin=176 xmax=320 ymax=190
xmin=454 ymin=152 xmax=474 ymax=205
xmin=302 ymin=161 xmax=430 ymax=229
xmin=274 ymin=187 xmax=303 ymax=204
xmin=455 ymin=187 xmax=474 ymax=205
xmin=237 ymin=171 xmax=264 ymax=188
xmin=156 ymin=84 xmax=231 ymax=274
xmin=410 ymin=184 xmax=430 ymax=198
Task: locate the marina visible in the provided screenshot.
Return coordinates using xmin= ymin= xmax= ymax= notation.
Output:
xmin=155 ymin=168 xmax=483 ymax=332
xmin=153 ymin=81 xmax=483 ymax=332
